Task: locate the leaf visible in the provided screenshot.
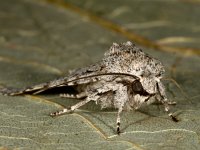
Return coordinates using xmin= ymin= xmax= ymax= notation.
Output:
xmin=0 ymin=0 xmax=200 ymax=149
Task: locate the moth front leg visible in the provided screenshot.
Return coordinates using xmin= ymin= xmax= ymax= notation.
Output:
xmin=157 ymin=82 xmax=178 ymax=122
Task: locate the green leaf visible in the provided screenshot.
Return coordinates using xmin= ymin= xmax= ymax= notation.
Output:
xmin=0 ymin=0 xmax=199 ymax=149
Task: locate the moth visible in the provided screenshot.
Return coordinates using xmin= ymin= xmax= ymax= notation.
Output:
xmin=0 ymin=41 xmax=178 ymax=134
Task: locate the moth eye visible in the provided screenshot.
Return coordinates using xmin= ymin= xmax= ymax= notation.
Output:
xmin=132 ymin=80 xmax=143 ymax=92
xmin=132 ymin=80 xmax=149 ymax=96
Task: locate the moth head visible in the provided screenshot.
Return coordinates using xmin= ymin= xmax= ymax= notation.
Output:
xmin=139 ymin=77 xmax=159 ymax=94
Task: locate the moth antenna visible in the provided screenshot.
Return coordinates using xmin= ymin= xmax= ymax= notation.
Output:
xmin=0 ymin=72 xmax=139 ymax=95
xmin=162 ymin=77 xmax=190 ymax=101
xmin=190 ymin=94 xmax=200 ymax=100
xmin=67 ymin=72 xmax=139 ymax=84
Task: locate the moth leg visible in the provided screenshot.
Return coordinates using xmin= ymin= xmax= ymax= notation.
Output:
xmin=60 ymin=92 xmax=86 ymax=99
xmin=116 ymin=107 xmax=123 ymax=135
xmin=50 ymin=97 xmax=91 ymax=117
xmin=156 ymin=82 xmax=178 ymax=122
xmin=114 ymin=84 xmax=128 ymax=134
xmin=153 ymin=100 xmax=176 ymax=106
xmin=50 ymin=94 xmax=99 ymax=117
xmin=163 ymin=102 xmax=179 ymax=122
xmin=155 ymin=96 xmax=178 ymax=121
xmin=167 ymin=101 xmax=176 ymax=105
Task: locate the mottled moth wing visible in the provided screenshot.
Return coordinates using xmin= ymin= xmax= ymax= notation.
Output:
xmin=0 ymin=62 xmax=105 ymax=96
xmin=0 ymin=42 xmax=145 ymax=96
